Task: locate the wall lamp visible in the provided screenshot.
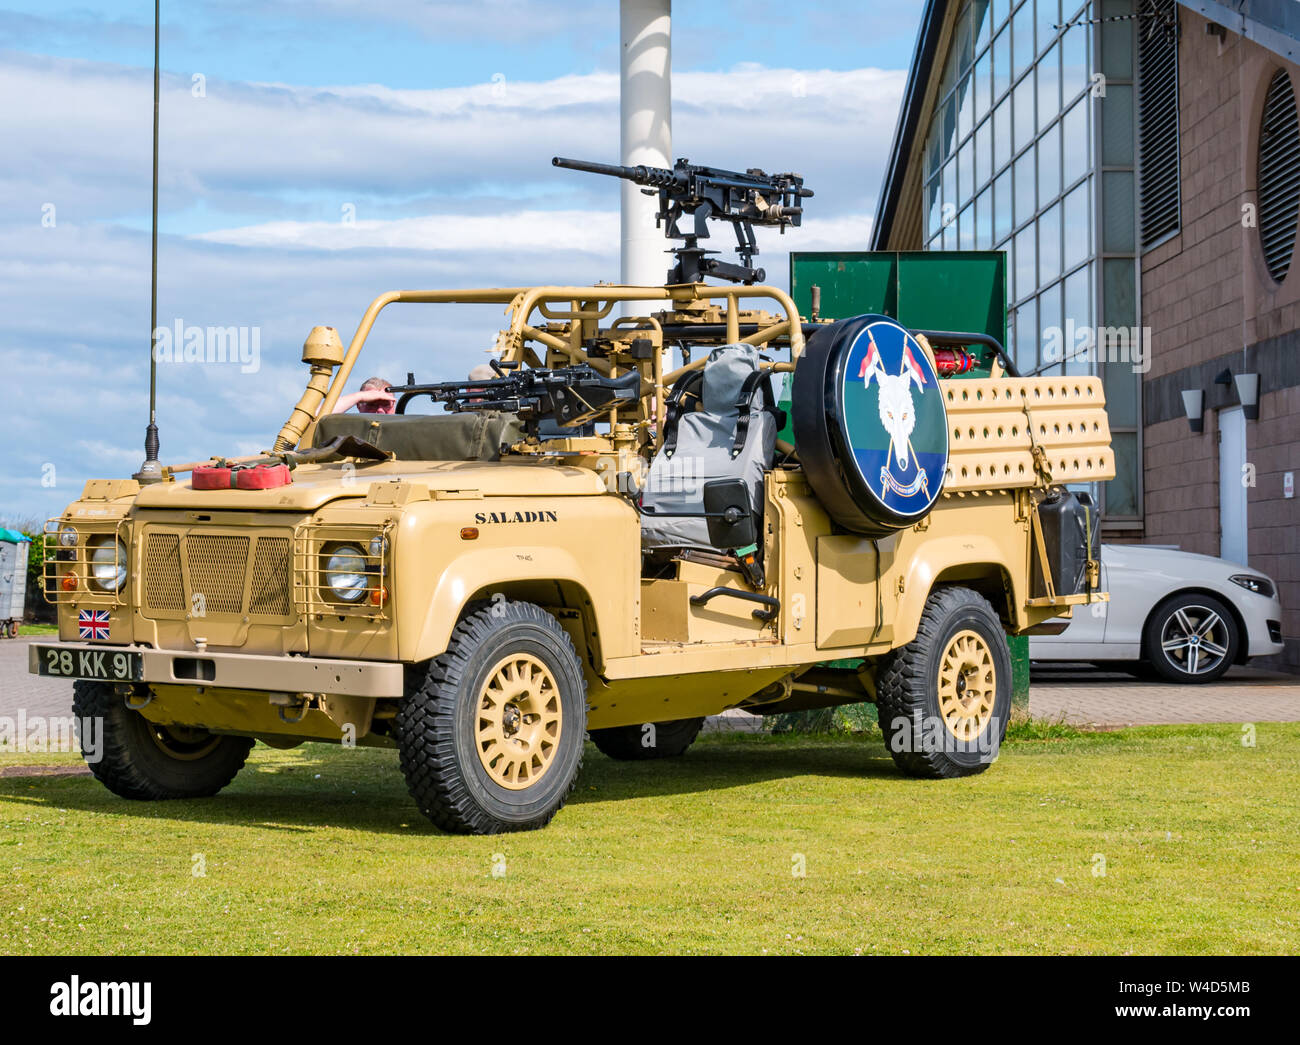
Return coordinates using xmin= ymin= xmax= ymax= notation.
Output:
xmin=1181 ymin=388 xmax=1204 ymax=433
xmin=1233 ymin=372 xmax=1260 ymax=420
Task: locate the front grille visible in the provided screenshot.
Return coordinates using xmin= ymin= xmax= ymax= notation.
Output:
xmin=141 ymin=529 xmax=294 ymax=621
xmin=1268 ymin=620 xmax=1282 ymax=644
xmin=186 ymin=535 xmax=250 ymax=613
xmin=250 ymin=537 xmax=291 ymax=616
xmin=144 ymin=534 xmax=185 ymax=611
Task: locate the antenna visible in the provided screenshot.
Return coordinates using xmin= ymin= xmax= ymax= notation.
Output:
xmin=134 ymin=0 xmax=163 ymax=484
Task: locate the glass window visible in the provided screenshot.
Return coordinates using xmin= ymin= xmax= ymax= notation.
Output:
xmin=927 ymin=176 xmax=944 ymax=239
xmin=1038 ymin=122 xmax=1060 ymax=203
xmin=1037 ymin=0 xmax=1060 ymax=56
xmin=992 ymin=26 xmax=1011 ymax=100
xmin=1102 ymin=170 xmax=1136 ymax=252
xmin=975 ymin=0 xmax=992 ymax=51
xmin=943 ymin=215 xmax=957 ymax=250
xmin=1015 ymin=224 xmax=1037 ymax=301
xmin=1063 ymin=264 xmax=1092 ymax=372
xmin=1039 ymin=200 xmax=1062 ymax=284
xmin=942 ymin=157 xmax=957 ymax=219
xmin=993 ymin=96 xmax=1012 ymax=172
xmin=992 ymin=0 xmax=1010 ymax=32
xmin=958 ymin=73 xmax=975 ymax=142
xmin=1014 ymin=75 xmax=1035 ymax=154
xmin=1062 ymin=96 xmax=1088 ymax=187
xmin=976 ymin=185 xmax=993 ymax=249
xmin=1101 ymin=0 xmax=1133 ymax=80
xmin=1013 ymin=0 xmax=1034 ymax=78
xmin=974 ymin=48 xmax=992 ymax=122
xmin=957 ymin=2 xmax=974 ymax=73
xmin=942 ymin=93 xmax=957 ymax=158
xmin=959 ymin=137 xmax=974 ymax=204
xmin=975 ymin=118 xmax=992 ymax=188
xmin=1104 ymin=351 xmax=1139 ymax=425
xmin=1014 ymin=296 xmax=1039 ymax=372
xmin=1038 ymin=281 xmax=1063 ymax=373
xmin=959 ymin=203 xmax=976 ymax=249
xmin=994 ymin=167 xmax=1013 ymax=241
xmin=1105 ymin=432 xmax=1139 ymax=515
xmin=1060 ymin=12 xmax=1088 ymax=100
xmin=1103 ymin=257 xmax=1137 ymax=328
xmin=1037 ymin=42 xmax=1060 ymax=133
xmin=1062 ymin=179 xmax=1090 ymax=270
xmin=1014 ymin=149 xmax=1036 ymax=227
xmin=1101 ymin=84 xmax=1134 ymax=166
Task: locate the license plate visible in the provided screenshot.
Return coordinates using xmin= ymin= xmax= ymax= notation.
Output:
xmin=36 ymin=645 xmax=143 ymax=682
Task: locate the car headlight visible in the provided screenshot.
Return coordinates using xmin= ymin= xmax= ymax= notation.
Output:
xmin=58 ymin=526 xmax=78 ymax=548
xmin=87 ymin=536 xmax=128 ymax=592
xmin=1230 ymin=574 xmax=1275 ymax=598
xmin=324 ymin=544 xmax=370 ymax=602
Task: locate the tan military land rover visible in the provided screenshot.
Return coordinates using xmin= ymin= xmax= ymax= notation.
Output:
xmin=33 ymin=159 xmax=1113 ymax=833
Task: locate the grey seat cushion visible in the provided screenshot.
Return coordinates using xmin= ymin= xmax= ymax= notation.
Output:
xmin=312 ymin=411 xmax=522 ymax=462
xmin=640 ymin=344 xmax=776 ymax=552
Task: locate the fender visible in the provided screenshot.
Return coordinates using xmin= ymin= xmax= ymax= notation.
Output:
xmin=890 ymin=531 xmax=1021 ymax=649
xmin=392 ymin=495 xmax=640 ymax=666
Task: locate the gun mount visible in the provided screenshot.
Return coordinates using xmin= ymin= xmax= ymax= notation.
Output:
xmin=552 ymin=156 xmax=813 ymax=286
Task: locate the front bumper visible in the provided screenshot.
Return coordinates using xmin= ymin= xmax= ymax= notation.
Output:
xmin=28 ymin=642 xmax=405 ymax=698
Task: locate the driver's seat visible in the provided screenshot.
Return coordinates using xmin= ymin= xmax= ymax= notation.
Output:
xmin=639 ymin=343 xmax=781 ymax=554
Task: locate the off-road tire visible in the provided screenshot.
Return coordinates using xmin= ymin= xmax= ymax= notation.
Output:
xmin=395 ymin=601 xmax=587 ymax=834
xmin=876 ymin=586 xmax=1012 ymax=778
xmin=589 ymin=717 xmax=705 ymax=760
xmin=1143 ymin=592 xmax=1238 ymax=684
xmin=71 ymin=680 xmax=253 ymax=799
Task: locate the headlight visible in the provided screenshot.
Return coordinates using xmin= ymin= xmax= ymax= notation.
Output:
xmin=324 ymin=544 xmax=369 ymax=602
xmin=1230 ymin=574 xmax=1275 ymax=598
xmin=58 ymin=527 xmax=78 ymax=548
xmin=368 ymin=535 xmax=388 ymax=559
xmin=87 ymin=536 xmax=128 ymax=592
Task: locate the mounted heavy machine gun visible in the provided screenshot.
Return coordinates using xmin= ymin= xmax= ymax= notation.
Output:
xmin=552 ymin=156 xmax=813 ymax=285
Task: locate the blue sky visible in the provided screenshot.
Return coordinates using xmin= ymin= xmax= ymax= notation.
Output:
xmin=0 ymin=0 xmax=921 ymax=523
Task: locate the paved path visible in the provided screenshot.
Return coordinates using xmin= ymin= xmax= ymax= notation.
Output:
xmin=3 ymin=637 xmax=1298 ymax=735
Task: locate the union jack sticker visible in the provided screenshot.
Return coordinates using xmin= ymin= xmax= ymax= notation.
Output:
xmin=78 ymin=609 xmax=111 ymax=640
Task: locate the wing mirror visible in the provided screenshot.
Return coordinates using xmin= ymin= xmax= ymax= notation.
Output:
xmin=702 ymin=479 xmax=756 ymax=551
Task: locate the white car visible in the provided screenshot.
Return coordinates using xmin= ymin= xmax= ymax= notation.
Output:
xmin=1030 ymin=544 xmax=1285 ymax=683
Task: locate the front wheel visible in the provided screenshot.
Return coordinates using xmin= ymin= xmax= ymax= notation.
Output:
xmin=395 ymin=601 xmax=587 ymax=834
xmin=1143 ymin=593 xmax=1238 ymax=683
xmin=876 ymin=587 xmax=1012 ymax=778
xmin=72 ymin=680 xmax=253 ymax=799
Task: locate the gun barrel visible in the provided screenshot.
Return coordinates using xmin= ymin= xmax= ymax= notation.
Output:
xmin=552 ymin=156 xmax=682 ymax=189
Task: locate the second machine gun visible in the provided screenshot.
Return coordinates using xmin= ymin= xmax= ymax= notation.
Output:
xmin=387 ymin=362 xmax=643 ymax=439
xmin=552 ymin=156 xmax=813 ymax=285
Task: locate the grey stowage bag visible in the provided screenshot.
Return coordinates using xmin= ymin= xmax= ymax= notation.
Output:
xmin=640 ymin=343 xmax=777 ymax=552
xmin=312 ymin=411 xmax=523 ymax=462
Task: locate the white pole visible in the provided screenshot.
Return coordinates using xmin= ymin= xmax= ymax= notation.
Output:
xmin=620 ymin=0 xmax=671 ymax=290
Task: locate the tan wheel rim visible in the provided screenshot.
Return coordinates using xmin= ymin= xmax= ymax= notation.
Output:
xmin=474 ymin=653 xmax=563 ymax=790
xmin=937 ymin=629 xmax=996 ymax=742
xmin=146 ymin=722 xmax=222 ymax=761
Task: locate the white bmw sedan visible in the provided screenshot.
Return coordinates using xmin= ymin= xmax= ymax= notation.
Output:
xmin=1030 ymin=544 xmax=1285 ymax=683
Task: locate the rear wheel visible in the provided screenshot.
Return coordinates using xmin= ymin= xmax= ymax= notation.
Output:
xmin=1143 ymin=593 xmax=1238 ymax=683
xmin=876 ymin=587 xmax=1012 ymax=778
xmin=72 ymin=680 xmax=253 ymax=799
xmin=589 ymin=717 xmax=705 ymax=760
xmin=395 ymin=601 xmax=587 ymax=834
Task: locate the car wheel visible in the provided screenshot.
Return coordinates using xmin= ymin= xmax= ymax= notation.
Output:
xmin=395 ymin=600 xmax=587 ymax=834
xmin=1143 ymin=593 xmax=1238 ymax=684
xmin=876 ymin=586 xmax=1012 ymax=778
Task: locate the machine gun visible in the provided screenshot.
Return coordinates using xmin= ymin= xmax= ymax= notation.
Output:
xmin=552 ymin=156 xmax=813 ymax=285
xmin=387 ymin=361 xmax=642 ymax=438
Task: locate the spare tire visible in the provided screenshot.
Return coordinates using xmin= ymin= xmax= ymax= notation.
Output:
xmin=792 ymin=314 xmax=949 ymax=536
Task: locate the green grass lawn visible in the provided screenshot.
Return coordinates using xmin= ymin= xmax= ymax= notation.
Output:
xmin=2 ymin=725 xmax=1297 ymax=955
xmin=17 ymin=623 xmax=56 ymax=636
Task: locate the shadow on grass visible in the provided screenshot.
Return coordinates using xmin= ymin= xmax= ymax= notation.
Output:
xmin=0 ymin=736 xmax=903 ymax=837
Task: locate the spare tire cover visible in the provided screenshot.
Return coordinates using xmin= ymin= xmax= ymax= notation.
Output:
xmin=792 ymin=314 xmax=949 ymax=536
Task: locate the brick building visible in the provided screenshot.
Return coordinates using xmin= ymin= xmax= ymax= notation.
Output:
xmin=873 ymin=0 xmax=1300 ymax=670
